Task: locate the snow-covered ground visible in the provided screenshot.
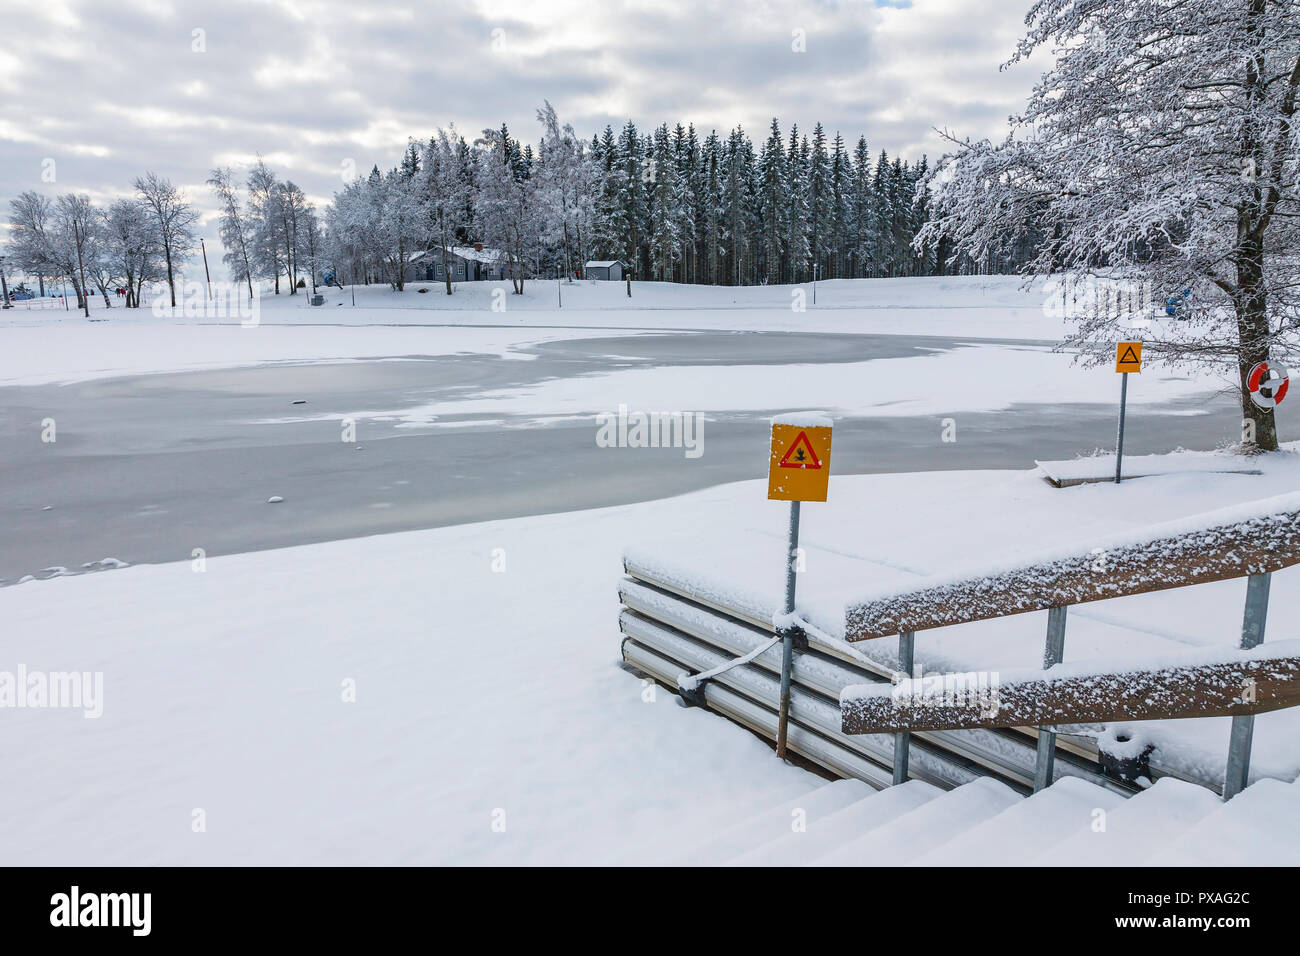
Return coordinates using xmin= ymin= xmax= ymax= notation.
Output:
xmin=2 ymin=275 xmax=1291 ymax=864
xmin=0 ymin=275 xmax=1073 ymax=387
xmin=4 ymin=450 xmax=1299 ymax=864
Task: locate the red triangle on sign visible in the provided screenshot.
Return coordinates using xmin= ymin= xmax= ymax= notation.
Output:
xmin=778 ymin=430 xmax=823 ymax=469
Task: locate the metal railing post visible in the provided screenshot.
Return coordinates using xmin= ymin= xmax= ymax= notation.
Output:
xmin=1223 ymin=572 xmax=1271 ymax=800
xmin=1032 ymin=606 xmax=1069 ymax=792
xmin=775 ymin=500 xmax=801 ymax=759
xmin=892 ymin=630 xmax=915 ymax=785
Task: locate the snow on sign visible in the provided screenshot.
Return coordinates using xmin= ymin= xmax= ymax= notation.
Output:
xmin=768 ymin=418 xmax=833 ymax=502
xmin=1115 ymin=341 xmax=1143 ymax=373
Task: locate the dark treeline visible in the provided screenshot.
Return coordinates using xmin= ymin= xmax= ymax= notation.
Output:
xmin=323 ymin=106 xmax=1032 ymax=293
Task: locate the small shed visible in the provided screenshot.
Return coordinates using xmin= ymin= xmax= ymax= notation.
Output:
xmin=584 ymin=260 xmax=624 ymax=281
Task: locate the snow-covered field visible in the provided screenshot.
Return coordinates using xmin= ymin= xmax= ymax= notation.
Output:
xmin=0 ymin=275 xmax=1071 ymax=388
xmin=3 ymin=450 xmax=1299 ymax=864
xmin=2 ymin=275 xmax=1291 ymax=865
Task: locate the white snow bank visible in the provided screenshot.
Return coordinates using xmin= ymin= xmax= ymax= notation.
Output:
xmin=1037 ymin=449 xmax=1262 ymax=486
xmin=771 ymin=411 xmax=833 ymax=428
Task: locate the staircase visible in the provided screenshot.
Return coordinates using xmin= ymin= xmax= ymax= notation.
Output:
xmin=669 ymin=775 xmax=1300 ymax=866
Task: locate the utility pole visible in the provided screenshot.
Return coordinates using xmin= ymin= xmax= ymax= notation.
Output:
xmin=201 ymin=238 xmax=213 ymax=300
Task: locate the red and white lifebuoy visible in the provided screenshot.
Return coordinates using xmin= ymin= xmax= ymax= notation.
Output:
xmin=1248 ymin=361 xmax=1289 ymax=410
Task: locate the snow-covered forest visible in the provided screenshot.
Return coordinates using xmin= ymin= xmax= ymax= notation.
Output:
xmin=322 ymin=103 xmax=1004 ymax=293
xmin=4 ymin=103 xmax=1018 ymax=313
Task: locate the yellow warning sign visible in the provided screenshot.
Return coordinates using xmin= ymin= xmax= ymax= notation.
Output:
xmin=1115 ymin=341 xmax=1143 ymax=373
xmin=768 ymin=423 xmax=833 ymax=502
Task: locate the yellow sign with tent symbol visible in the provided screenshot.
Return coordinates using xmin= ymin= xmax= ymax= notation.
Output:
xmin=1115 ymin=342 xmax=1143 ymax=373
xmin=768 ymin=421 xmax=833 ymax=502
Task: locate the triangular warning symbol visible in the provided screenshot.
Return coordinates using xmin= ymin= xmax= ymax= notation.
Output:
xmin=778 ymin=430 xmax=822 ymax=469
xmin=1118 ymin=345 xmax=1140 ymax=365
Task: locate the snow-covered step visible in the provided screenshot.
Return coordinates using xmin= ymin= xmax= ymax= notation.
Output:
xmin=808 ymin=777 xmax=1022 ymax=866
xmin=728 ymin=780 xmax=942 ymax=866
xmin=910 ymin=776 xmax=1126 ymax=866
xmin=1147 ymin=778 xmax=1300 ymax=866
xmin=614 ymin=776 xmax=816 ymax=865
xmin=1040 ymin=777 xmax=1222 ymax=866
xmin=674 ymin=778 xmax=874 ymax=866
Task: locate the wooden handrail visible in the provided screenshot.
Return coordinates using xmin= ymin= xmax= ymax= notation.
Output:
xmin=844 ymin=494 xmax=1300 ymax=642
xmin=841 ymin=641 xmax=1300 ymax=734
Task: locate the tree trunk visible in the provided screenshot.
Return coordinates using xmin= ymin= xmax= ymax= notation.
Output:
xmin=285 ymin=232 xmax=295 ymax=293
xmin=164 ymin=242 xmax=176 ymax=307
xmin=443 ymin=233 xmax=453 ymax=295
xmin=1237 ymin=233 xmax=1278 ymax=451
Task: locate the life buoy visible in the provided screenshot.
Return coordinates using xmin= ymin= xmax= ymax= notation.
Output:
xmin=1247 ymin=361 xmax=1289 ymax=410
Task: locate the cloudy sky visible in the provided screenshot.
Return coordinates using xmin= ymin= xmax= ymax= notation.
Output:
xmin=0 ymin=0 xmax=1043 ymax=267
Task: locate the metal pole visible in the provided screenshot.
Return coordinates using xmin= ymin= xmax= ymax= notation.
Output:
xmin=892 ymin=630 xmax=915 ymax=785
xmin=1114 ymin=372 xmax=1129 ymax=483
xmin=775 ymin=500 xmax=801 ymax=759
xmin=557 ymin=276 xmax=562 ymax=308
xmin=1224 ymin=572 xmax=1271 ymax=800
xmin=201 ymin=239 xmax=213 ymax=300
xmin=1032 ymin=605 xmax=1069 ymax=791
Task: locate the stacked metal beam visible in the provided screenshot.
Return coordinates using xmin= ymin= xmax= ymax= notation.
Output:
xmin=619 ymin=562 xmax=1147 ymax=797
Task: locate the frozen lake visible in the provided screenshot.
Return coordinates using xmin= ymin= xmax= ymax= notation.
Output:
xmin=0 ymin=330 xmax=1262 ymax=584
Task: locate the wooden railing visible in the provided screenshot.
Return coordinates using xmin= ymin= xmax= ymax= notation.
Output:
xmin=838 ymin=492 xmax=1300 ymax=799
xmin=842 ymin=641 xmax=1300 ymax=732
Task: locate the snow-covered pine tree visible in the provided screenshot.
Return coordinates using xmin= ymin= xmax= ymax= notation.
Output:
xmin=759 ymin=120 xmax=787 ymax=284
xmin=590 ymin=126 xmax=629 ymax=264
xmin=786 ymin=125 xmax=811 ymax=283
xmin=648 ymin=125 xmax=684 ymax=281
xmin=850 ymin=137 xmax=872 ymax=278
xmin=808 ymin=123 xmax=832 ymax=280
xmin=829 ymin=132 xmax=851 ymax=278
xmin=701 ymin=130 xmax=723 ymax=285
xmin=616 ymin=121 xmax=647 ymax=277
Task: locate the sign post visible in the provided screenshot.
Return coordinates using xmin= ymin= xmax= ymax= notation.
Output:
xmin=1114 ymin=342 xmax=1142 ymax=483
xmin=768 ymin=415 xmax=832 ymax=759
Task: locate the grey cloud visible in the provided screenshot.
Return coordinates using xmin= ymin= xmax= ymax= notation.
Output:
xmin=1 ymin=0 xmax=1033 ymax=259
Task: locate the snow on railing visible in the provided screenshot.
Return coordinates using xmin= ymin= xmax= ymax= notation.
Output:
xmin=841 ymin=639 xmax=1300 ymax=734
xmin=843 ymin=491 xmax=1300 ymax=643
xmin=839 ymin=493 xmax=1300 ymax=799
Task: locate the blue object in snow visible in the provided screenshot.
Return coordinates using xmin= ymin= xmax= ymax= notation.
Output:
xmin=1165 ymin=287 xmax=1192 ymax=318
